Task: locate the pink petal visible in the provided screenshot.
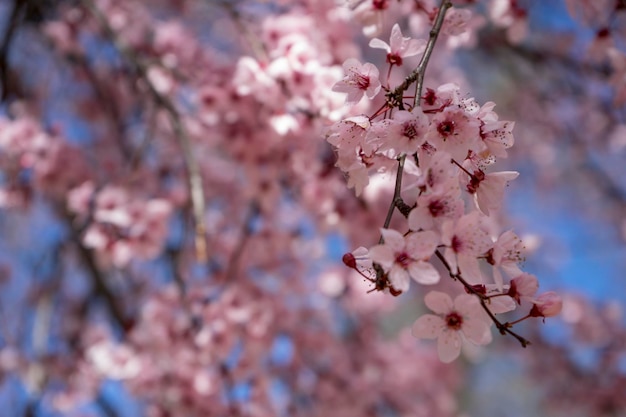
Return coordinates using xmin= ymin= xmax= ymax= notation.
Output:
xmin=457 ymin=253 xmax=484 ymax=284
xmin=406 ymin=230 xmax=438 ymax=259
xmin=424 ymin=291 xmax=453 ymax=314
xmin=368 ymin=245 xmax=394 ymax=269
xmin=443 ymin=247 xmax=458 ymax=275
xmin=408 ymin=206 xmax=434 ymax=231
xmin=454 ymin=294 xmax=482 ymax=314
xmin=389 ymin=23 xmax=403 ymax=52
xmin=462 ymin=318 xmax=492 ymax=346
xmin=342 ymin=58 xmax=362 ymax=73
xmin=437 ymin=330 xmax=462 ymax=363
xmin=402 ymin=39 xmax=426 ymax=57
xmin=487 ymin=296 xmax=516 ymax=314
xmin=379 ymin=228 xmax=406 ymax=252
xmin=412 ymin=314 xmax=444 ymax=339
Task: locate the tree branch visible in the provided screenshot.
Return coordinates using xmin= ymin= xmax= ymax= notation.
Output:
xmin=81 ymin=0 xmax=209 ymax=263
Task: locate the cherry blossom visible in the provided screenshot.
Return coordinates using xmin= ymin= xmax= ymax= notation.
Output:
xmin=425 ymin=106 xmax=481 ymax=162
xmin=440 ymin=212 xmax=492 ymax=283
xmin=408 ymin=178 xmax=464 ymax=231
xmin=369 ymin=23 xmax=425 ymax=66
xmin=369 ymin=107 xmax=429 ymax=156
xmin=412 ymin=291 xmax=492 ymax=363
xmin=464 ymin=168 xmax=519 ymax=215
xmin=368 ymin=228 xmax=440 ymax=292
xmin=0 ymin=0 xmax=602 ymax=414
xmin=508 ymin=273 xmax=539 ymax=304
xmin=530 ymin=292 xmax=563 ymax=318
xmin=332 ymin=58 xmax=382 ymax=104
xmin=487 ymin=230 xmax=525 ymax=289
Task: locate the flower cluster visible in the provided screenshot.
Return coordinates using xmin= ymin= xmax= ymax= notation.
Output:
xmin=332 ymin=18 xmax=561 ymax=362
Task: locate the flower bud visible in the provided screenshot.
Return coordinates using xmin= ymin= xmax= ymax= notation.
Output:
xmin=342 ymin=252 xmax=357 ymax=269
xmin=529 ymin=291 xmax=563 ymax=318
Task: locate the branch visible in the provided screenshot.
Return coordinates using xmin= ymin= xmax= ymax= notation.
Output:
xmin=434 ymin=250 xmax=531 ymax=347
xmin=65 ymin=214 xmax=132 ymax=331
xmin=387 ymin=0 xmax=452 ymax=109
xmin=378 ymin=0 xmax=451 ymax=237
xmin=81 ymin=0 xmax=209 ymax=263
xmin=0 ymin=0 xmax=26 ymax=101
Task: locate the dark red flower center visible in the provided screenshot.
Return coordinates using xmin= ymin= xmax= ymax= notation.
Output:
xmin=387 ymin=53 xmax=403 ymax=66
xmin=373 ymin=0 xmax=389 ymax=10
xmin=403 ymin=122 xmax=418 ymax=140
xmin=451 ymin=235 xmax=463 ymax=253
xmin=445 ymin=311 xmax=463 ymax=330
xmin=355 ymin=73 xmax=371 ymax=90
xmin=428 ymin=199 xmax=445 ymax=217
xmin=437 ymin=120 xmax=456 ymax=138
xmin=395 ymin=252 xmax=411 ymax=268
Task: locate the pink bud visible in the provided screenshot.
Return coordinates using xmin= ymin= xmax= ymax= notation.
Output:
xmin=342 ymin=253 xmax=357 ymax=269
xmin=529 ymin=291 xmax=562 ymax=318
xmin=508 ymin=273 xmax=539 ymax=304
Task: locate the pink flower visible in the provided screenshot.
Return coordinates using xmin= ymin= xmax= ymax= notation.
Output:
xmin=412 ymin=291 xmax=492 ymax=363
xmin=368 ymin=228 xmax=440 ymax=292
xmin=508 ymin=273 xmax=539 ymax=304
xmin=441 ymin=212 xmax=492 ymax=284
xmin=425 ymin=107 xmax=481 ymax=162
xmin=369 ymin=108 xmax=429 ymax=156
xmin=369 ymin=23 xmax=425 ymax=66
xmin=530 ymin=292 xmax=563 ymax=318
xmin=487 ymin=230 xmax=525 ymax=289
xmin=408 ymin=178 xmax=463 ymax=231
xmin=443 ymin=7 xmax=473 ymax=36
xmin=332 ymin=58 xmax=382 ymax=105
xmin=466 ymin=169 xmax=519 ymax=216
xmin=490 ymin=0 xmax=528 ymax=44
xmin=478 ymin=102 xmax=515 ymax=158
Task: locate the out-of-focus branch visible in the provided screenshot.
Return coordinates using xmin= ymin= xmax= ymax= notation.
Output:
xmin=81 ymin=0 xmax=208 ymax=263
xmin=97 ymin=393 xmax=122 ymax=417
xmin=65 ymin=213 xmax=132 ymax=331
xmin=65 ymin=53 xmax=134 ymax=163
xmin=213 ymin=0 xmax=268 ymax=61
xmin=224 ymin=201 xmax=258 ymax=282
xmin=0 ymin=0 xmax=26 ymax=101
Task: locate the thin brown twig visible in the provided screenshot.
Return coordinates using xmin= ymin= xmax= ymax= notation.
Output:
xmin=379 ymin=155 xmax=406 ymax=243
xmin=386 ymin=0 xmax=452 ymax=109
xmin=433 ymin=249 xmax=531 ymax=347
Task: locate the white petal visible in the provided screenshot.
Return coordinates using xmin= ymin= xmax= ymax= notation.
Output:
xmin=412 ymin=314 xmax=444 ymax=339
xmin=438 ymin=330 xmax=462 ymax=363
xmin=408 ymin=261 xmax=440 ymax=285
xmin=388 ymin=265 xmax=410 ymax=292
xmin=379 ymin=228 xmax=406 ymax=252
xmin=368 ymin=38 xmax=390 ymax=52
xmin=493 ymin=267 xmax=504 ymax=291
